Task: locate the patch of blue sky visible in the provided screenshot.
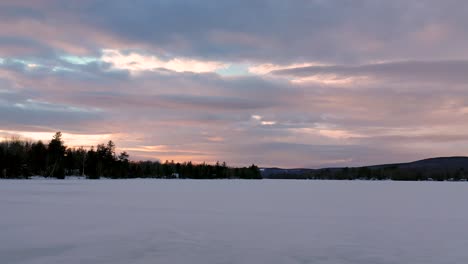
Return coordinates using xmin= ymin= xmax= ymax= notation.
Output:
xmin=60 ymin=55 xmax=97 ymax=65
xmin=18 ymin=99 xmax=99 ymax=113
xmin=11 ymin=58 xmax=40 ymax=66
xmin=216 ymin=63 xmax=250 ymax=76
xmin=52 ymin=66 xmax=74 ymax=72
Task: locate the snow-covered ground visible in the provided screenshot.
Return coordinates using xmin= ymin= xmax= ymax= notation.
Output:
xmin=1 ymin=179 xmax=468 ymax=264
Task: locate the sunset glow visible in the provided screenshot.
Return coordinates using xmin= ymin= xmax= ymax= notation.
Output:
xmin=1 ymin=1 xmax=468 ymax=167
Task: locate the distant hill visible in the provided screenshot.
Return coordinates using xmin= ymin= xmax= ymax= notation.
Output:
xmin=383 ymin=156 xmax=468 ymax=169
xmin=261 ymin=157 xmax=468 ymax=181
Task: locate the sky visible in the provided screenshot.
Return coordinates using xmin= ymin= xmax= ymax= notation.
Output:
xmin=1 ymin=0 xmax=468 ymax=168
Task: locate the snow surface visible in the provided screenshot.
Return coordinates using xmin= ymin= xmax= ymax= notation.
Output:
xmin=1 ymin=179 xmax=468 ymax=264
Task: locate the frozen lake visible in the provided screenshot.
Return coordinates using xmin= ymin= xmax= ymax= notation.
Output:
xmin=1 ymin=179 xmax=468 ymax=264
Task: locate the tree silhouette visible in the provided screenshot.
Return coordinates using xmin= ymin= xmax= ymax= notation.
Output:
xmin=47 ymin=132 xmax=66 ymax=179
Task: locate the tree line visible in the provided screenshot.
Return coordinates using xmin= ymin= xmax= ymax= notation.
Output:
xmin=267 ymin=165 xmax=468 ymax=181
xmin=0 ymin=132 xmax=261 ymax=179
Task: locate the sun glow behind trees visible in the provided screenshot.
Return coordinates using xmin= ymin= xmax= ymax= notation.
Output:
xmin=0 ymin=132 xmax=261 ymax=179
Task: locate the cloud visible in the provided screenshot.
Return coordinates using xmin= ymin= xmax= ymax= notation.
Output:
xmin=273 ymin=60 xmax=468 ymax=84
xmin=158 ymin=94 xmax=273 ymax=110
xmin=2 ymin=1 xmax=468 ymax=167
xmin=2 ymin=1 xmax=468 ymax=63
xmin=248 ymin=63 xmax=320 ymax=75
xmin=101 ymin=49 xmax=228 ymax=73
xmin=251 ymin=115 xmax=262 ymax=121
xmin=0 ymin=100 xmax=104 ymax=132
xmin=4 ymin=56 xmax=468 ymax=167
xmin=260 ymin=121 xmax=276 ymax=126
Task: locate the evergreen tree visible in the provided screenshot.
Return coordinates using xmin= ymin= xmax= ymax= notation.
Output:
xmin=47 ymin=132 xmax=66 ymax=179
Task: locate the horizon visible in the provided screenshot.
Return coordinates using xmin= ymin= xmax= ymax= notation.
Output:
xmin=2 ymin=1 xmax=468 ymax=168
xmin=4 ymin=133 xmax=468 ymax=170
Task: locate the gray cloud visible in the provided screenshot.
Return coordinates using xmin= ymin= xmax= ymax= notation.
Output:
xmin=2 ymin=1 xmax=468 ymax=63
xmin=0 ymin=99 xmax=104 ymax=132
xmin=74 ymin=0 xmax=468 ymax=63
xmin=2 ymin=1 xmax=468 ymax=167
xmin=3 ymin=58 xmax=468 ymax=167
xmin=158 ymin=94 xmax=274 ymax=110
xmin=273 ymin=60 xmax=468 ymax=84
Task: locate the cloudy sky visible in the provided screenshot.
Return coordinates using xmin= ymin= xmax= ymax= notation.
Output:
xmin=1 ymin=0 xmax=468 ymax=168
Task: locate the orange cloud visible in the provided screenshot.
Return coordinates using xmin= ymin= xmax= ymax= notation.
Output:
xmin=101 ymin=49 xmax=228 ymax=74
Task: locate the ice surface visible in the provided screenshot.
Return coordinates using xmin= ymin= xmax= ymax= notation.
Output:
xmin=1 ymin=179 xmax=468 ymax=264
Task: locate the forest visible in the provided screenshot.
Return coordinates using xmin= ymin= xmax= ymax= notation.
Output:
xmin=0 ymin=132 xmax=261 ymax=179
xmin=264 ymin=163 xmax=468 ymax=181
